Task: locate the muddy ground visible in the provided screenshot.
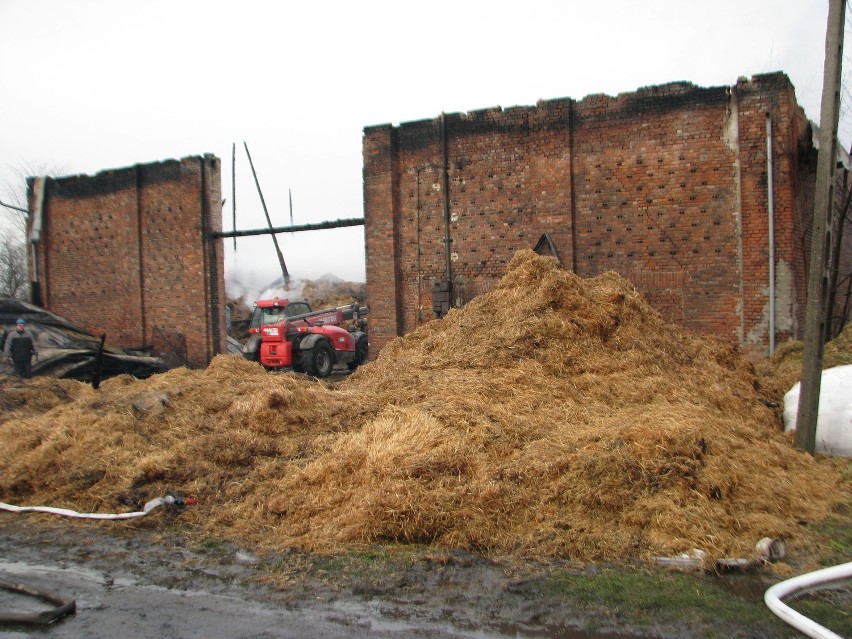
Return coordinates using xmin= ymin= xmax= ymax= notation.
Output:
xmin=0 ymin=516 xmax=813 ymax=639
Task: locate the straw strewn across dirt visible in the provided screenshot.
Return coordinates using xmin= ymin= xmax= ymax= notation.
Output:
xmin=0 ymin=250 xmax=848 ymax=566
xmin=756 ymin=321 xmax=852 ymax=407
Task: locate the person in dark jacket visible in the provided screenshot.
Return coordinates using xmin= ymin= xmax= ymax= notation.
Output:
xmin=3 ymin=318 xmax=38 ymax=378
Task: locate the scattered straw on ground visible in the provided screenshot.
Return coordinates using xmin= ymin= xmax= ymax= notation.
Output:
xmin=756 ymin=321 xmax=852 ymax=407
xmin=1 ymin=250 xmax=849 ymax=567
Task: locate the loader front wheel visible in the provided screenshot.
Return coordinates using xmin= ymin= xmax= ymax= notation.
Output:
xmin=301 ymin=340 xmax=334 ymax=378
xmin=347 ymin=333 xmax=369 ymax=371
xmin=291 ymin=342 xmax=305 ymax=373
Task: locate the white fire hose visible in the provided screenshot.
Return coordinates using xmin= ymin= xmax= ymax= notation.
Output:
xmin=0 ymin=494 xmax=193 ymax=520
xmin=0 ymin=494 xmax=193 ymax=626
xmin=764 ymin=561 xmax=852 ymax=639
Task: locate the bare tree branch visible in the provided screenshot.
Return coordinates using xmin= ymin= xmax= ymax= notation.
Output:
xmin=0 ymin=162 xmax=66 ymax=300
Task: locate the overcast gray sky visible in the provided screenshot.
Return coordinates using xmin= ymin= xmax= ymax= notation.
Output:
xmin=1 ymin=0 xmax=848 ymax=299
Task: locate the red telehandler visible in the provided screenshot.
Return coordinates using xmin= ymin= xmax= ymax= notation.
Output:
xmin=242 ymin=297 xmax=368 ymax=378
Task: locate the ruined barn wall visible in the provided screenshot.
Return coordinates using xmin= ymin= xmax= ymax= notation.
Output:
xmin=734 ymin=74 xmax=806 ymax=357
xmin=365 ymin=101 xmax=576 ymax=345
xmin=364 ymin=73 xmax=844 ymax=360
xmin=28 ymin=155 xmax=225 ymax=369
xmin=363 ymin=124 xmax=403 ymax=354
xmin=752 ymin=76 xmax=813 ymax=347
xmin=34 ymin=169 xmax=145 ymax=346
xmin=832 ymin=169 xmax=852 ymax=336
xmin=570 ymin=81 xmax=741 ymax=341
xmin=440 ymin=101 xmax=575 ymax=296
xmin=735 ymin=74 xmax=852 ymax=352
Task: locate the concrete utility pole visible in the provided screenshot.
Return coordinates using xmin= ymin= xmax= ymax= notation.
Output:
xmin=795 ymin=0 xmax=846 ymax=453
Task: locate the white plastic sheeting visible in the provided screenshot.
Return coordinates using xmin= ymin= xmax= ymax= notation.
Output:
xmin=783 ymin=365 xmax=852 ymax=457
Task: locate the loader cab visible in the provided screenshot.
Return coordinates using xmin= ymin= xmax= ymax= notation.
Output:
xmin=252 ymin=306 xmax=284 ymax=330
xmin=283 ymin=301 xmax=311 ymax=317
xmin=249 ymin=299 xmax=312 ymax=333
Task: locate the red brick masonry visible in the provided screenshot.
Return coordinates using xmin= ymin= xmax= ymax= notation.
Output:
xmin=364 ymin=73 xmax=851 ymax=361
xmin=28 ymin=155 xmax=225 ymax=369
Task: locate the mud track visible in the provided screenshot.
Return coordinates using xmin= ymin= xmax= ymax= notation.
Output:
xmin=0 ymin=518 xmax=789 ymax=639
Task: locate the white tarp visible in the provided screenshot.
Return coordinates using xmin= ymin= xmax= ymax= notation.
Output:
xmin=783 ymin=365 xmax=852 ymax=457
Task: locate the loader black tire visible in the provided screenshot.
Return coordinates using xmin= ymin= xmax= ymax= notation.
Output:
xmin=242 ymin=335 xmax=262 ymax=363
xmin=347 ymin=333 xmax=369 ymax=371
xmin=301 ymin=339 xmax=334 ymax=378
xmin=291 ymin=340 xmax=305 ymax=373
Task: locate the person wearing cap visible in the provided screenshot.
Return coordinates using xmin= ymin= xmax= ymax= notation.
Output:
xmin=3 ymin=318 xmax=39 ymax=378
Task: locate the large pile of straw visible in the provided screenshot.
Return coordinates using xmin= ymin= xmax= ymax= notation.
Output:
xmin=0 ymin=250 xmax=848 ymax=565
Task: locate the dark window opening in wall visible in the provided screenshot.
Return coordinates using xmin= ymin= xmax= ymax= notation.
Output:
xmin=534 ymin=233 xmax=558 ymax=259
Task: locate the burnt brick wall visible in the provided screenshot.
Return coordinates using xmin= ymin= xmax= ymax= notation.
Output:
xmin=28 ymin=155 xmax=225 ymax=369
xmin=571 ymin=81 xmax=740 ymax=337
xmin=364 ymin=73 xmax=848 ymax=361
xmin=363 ymin=124 xmax=403 ymax=354
xmin=735 ymin=74 xmax=804 ymax=352
xmin=832 ymin=170 xmax=852 ymax=336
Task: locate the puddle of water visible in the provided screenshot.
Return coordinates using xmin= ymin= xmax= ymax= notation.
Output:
xmin=514 ymin=626 xmax=660 ymax=639
xmin=0 ymin=561 xmax=129 ymax=588
xmin=330 ymin=600 xmax=661 ymax=639
xmin=0 ymin=588 xmax=52 ymax=615
xmin=711 ymin=572 xmax=773 ymax=603
xmin=474 ymin=621 xmax=660 ymax=639
xmin=1 ymin=556 xmax=663 ymax=639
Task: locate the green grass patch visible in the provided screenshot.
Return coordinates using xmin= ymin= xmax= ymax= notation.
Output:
xmin=789 ymin=592 xmax=852 ymax=638
xmin=540 ymin=567 xmax=795 ymax=638
xmin=813 ymin=507 xmax=852 ymax=567
xmin=301 ymin=546 xmax=405 ymax=582
xmin=191 ymin=536 xmax=232 ymax=555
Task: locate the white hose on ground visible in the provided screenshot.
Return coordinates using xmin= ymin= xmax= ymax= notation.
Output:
xmin=0 ymin=495 xmax=182 ymax=520
xmin=764 ymin=561 xmax=852 ymax=639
